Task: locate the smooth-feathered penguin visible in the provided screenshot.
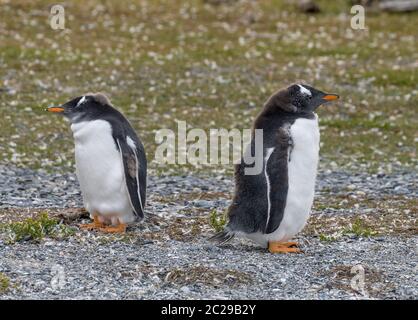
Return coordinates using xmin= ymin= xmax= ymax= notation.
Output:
xmin=210 ymin=84 xmax=339 ymax=253
xmin=47 ymin=93 xmax=147 ymax=233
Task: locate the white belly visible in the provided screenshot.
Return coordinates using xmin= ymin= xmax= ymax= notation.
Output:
xmin=71 ymin=120 xmax=135 ymax=225
xmin=266 ymin=115 xmax=320 ymax=242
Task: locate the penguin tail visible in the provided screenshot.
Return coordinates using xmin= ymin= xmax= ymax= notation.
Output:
xmin=208 ymin=228 xmax=235 ymax=245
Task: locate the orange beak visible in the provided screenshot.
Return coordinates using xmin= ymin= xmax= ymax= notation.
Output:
xmin=47 ymin=107 xmax=65 ymax=113
xmin=323 ymin=94 xmax=339 ymax=101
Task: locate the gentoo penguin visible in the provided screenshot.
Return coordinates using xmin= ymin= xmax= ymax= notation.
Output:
xmin=210 ymin=84 xmax=339 ymax=253
xmin=47 ymin=93 xmax=147 ymax=233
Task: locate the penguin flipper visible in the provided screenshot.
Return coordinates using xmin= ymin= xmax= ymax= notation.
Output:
xmin=208 ymin=229 xmax=235 ymax=245
xmin=264 ymin=129 xmax=292 ymax=234
xmin=116 ymin=138 xmax=145 ymax=219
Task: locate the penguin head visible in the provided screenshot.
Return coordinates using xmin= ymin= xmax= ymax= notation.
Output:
xmin=265 ymin=84 xmax=339 ymax=115
xmin=46 ymin=93 xmax=111 ymax=123
xmin=288 ymin=84 xmax=339 ymax=113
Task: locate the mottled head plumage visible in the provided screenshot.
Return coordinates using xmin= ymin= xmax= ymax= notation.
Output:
xmin=85 ymin=92 xmax=112 ymax=106
xmin=47 ymin=92 xmax=115 ymax=123
xmin=263 ymin=83 xmax=339 ymax=115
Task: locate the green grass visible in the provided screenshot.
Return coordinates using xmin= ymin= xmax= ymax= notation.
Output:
xmin=343 ymin=218 xmax=378 ymax=238
xmin=0 ymin=213 xmax=75 ymax=243
xmin=209 ymin=209 xmax=227 ymax=232
xmin=0 ymin=273 xmax=10 ymax=294
xmin=0 ymin=0 xmax=417 ymax=175
xmin=319 ymin=233 xmax=337 ymax=242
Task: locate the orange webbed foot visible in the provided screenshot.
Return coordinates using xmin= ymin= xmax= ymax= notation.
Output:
xmin=79 ymin=216 xmax=105 ymax=230
xmin=280 ymin=241 xmax=299 ymax=248
xmin=99 ymin=223 xmax=127 ymax=234
xmin=268 ymin=241 xmax=302 ymax=254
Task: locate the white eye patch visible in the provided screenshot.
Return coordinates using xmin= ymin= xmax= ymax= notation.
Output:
xmin=297 ymin=84 xmax=312 ymax=96
xmin=76 ymin=96 xmax=87 ymax=107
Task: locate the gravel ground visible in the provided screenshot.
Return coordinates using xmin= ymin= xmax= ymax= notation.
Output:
xmin=1 ymin=165 xmax=416 ymax=209
xmin=0 ymin=165 xmax=417 ymax=300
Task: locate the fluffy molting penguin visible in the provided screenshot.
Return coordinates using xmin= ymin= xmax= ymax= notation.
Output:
xmin=210 ymin=84 xmax=339 ymax=253
xmin=47 ymin=93 xmax=147 ymax=233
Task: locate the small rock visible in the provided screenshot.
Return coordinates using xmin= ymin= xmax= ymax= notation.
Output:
xmin=194 ymin=200 xmax=215 ymax=208
xmin=180 ymin=286 xmax=191 ymax=293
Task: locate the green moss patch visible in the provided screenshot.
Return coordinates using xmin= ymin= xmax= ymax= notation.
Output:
xmin=0 ymin=212 xmax=75 ymax=243
xmin=0 ymin=273 xmax=10 ymax=294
